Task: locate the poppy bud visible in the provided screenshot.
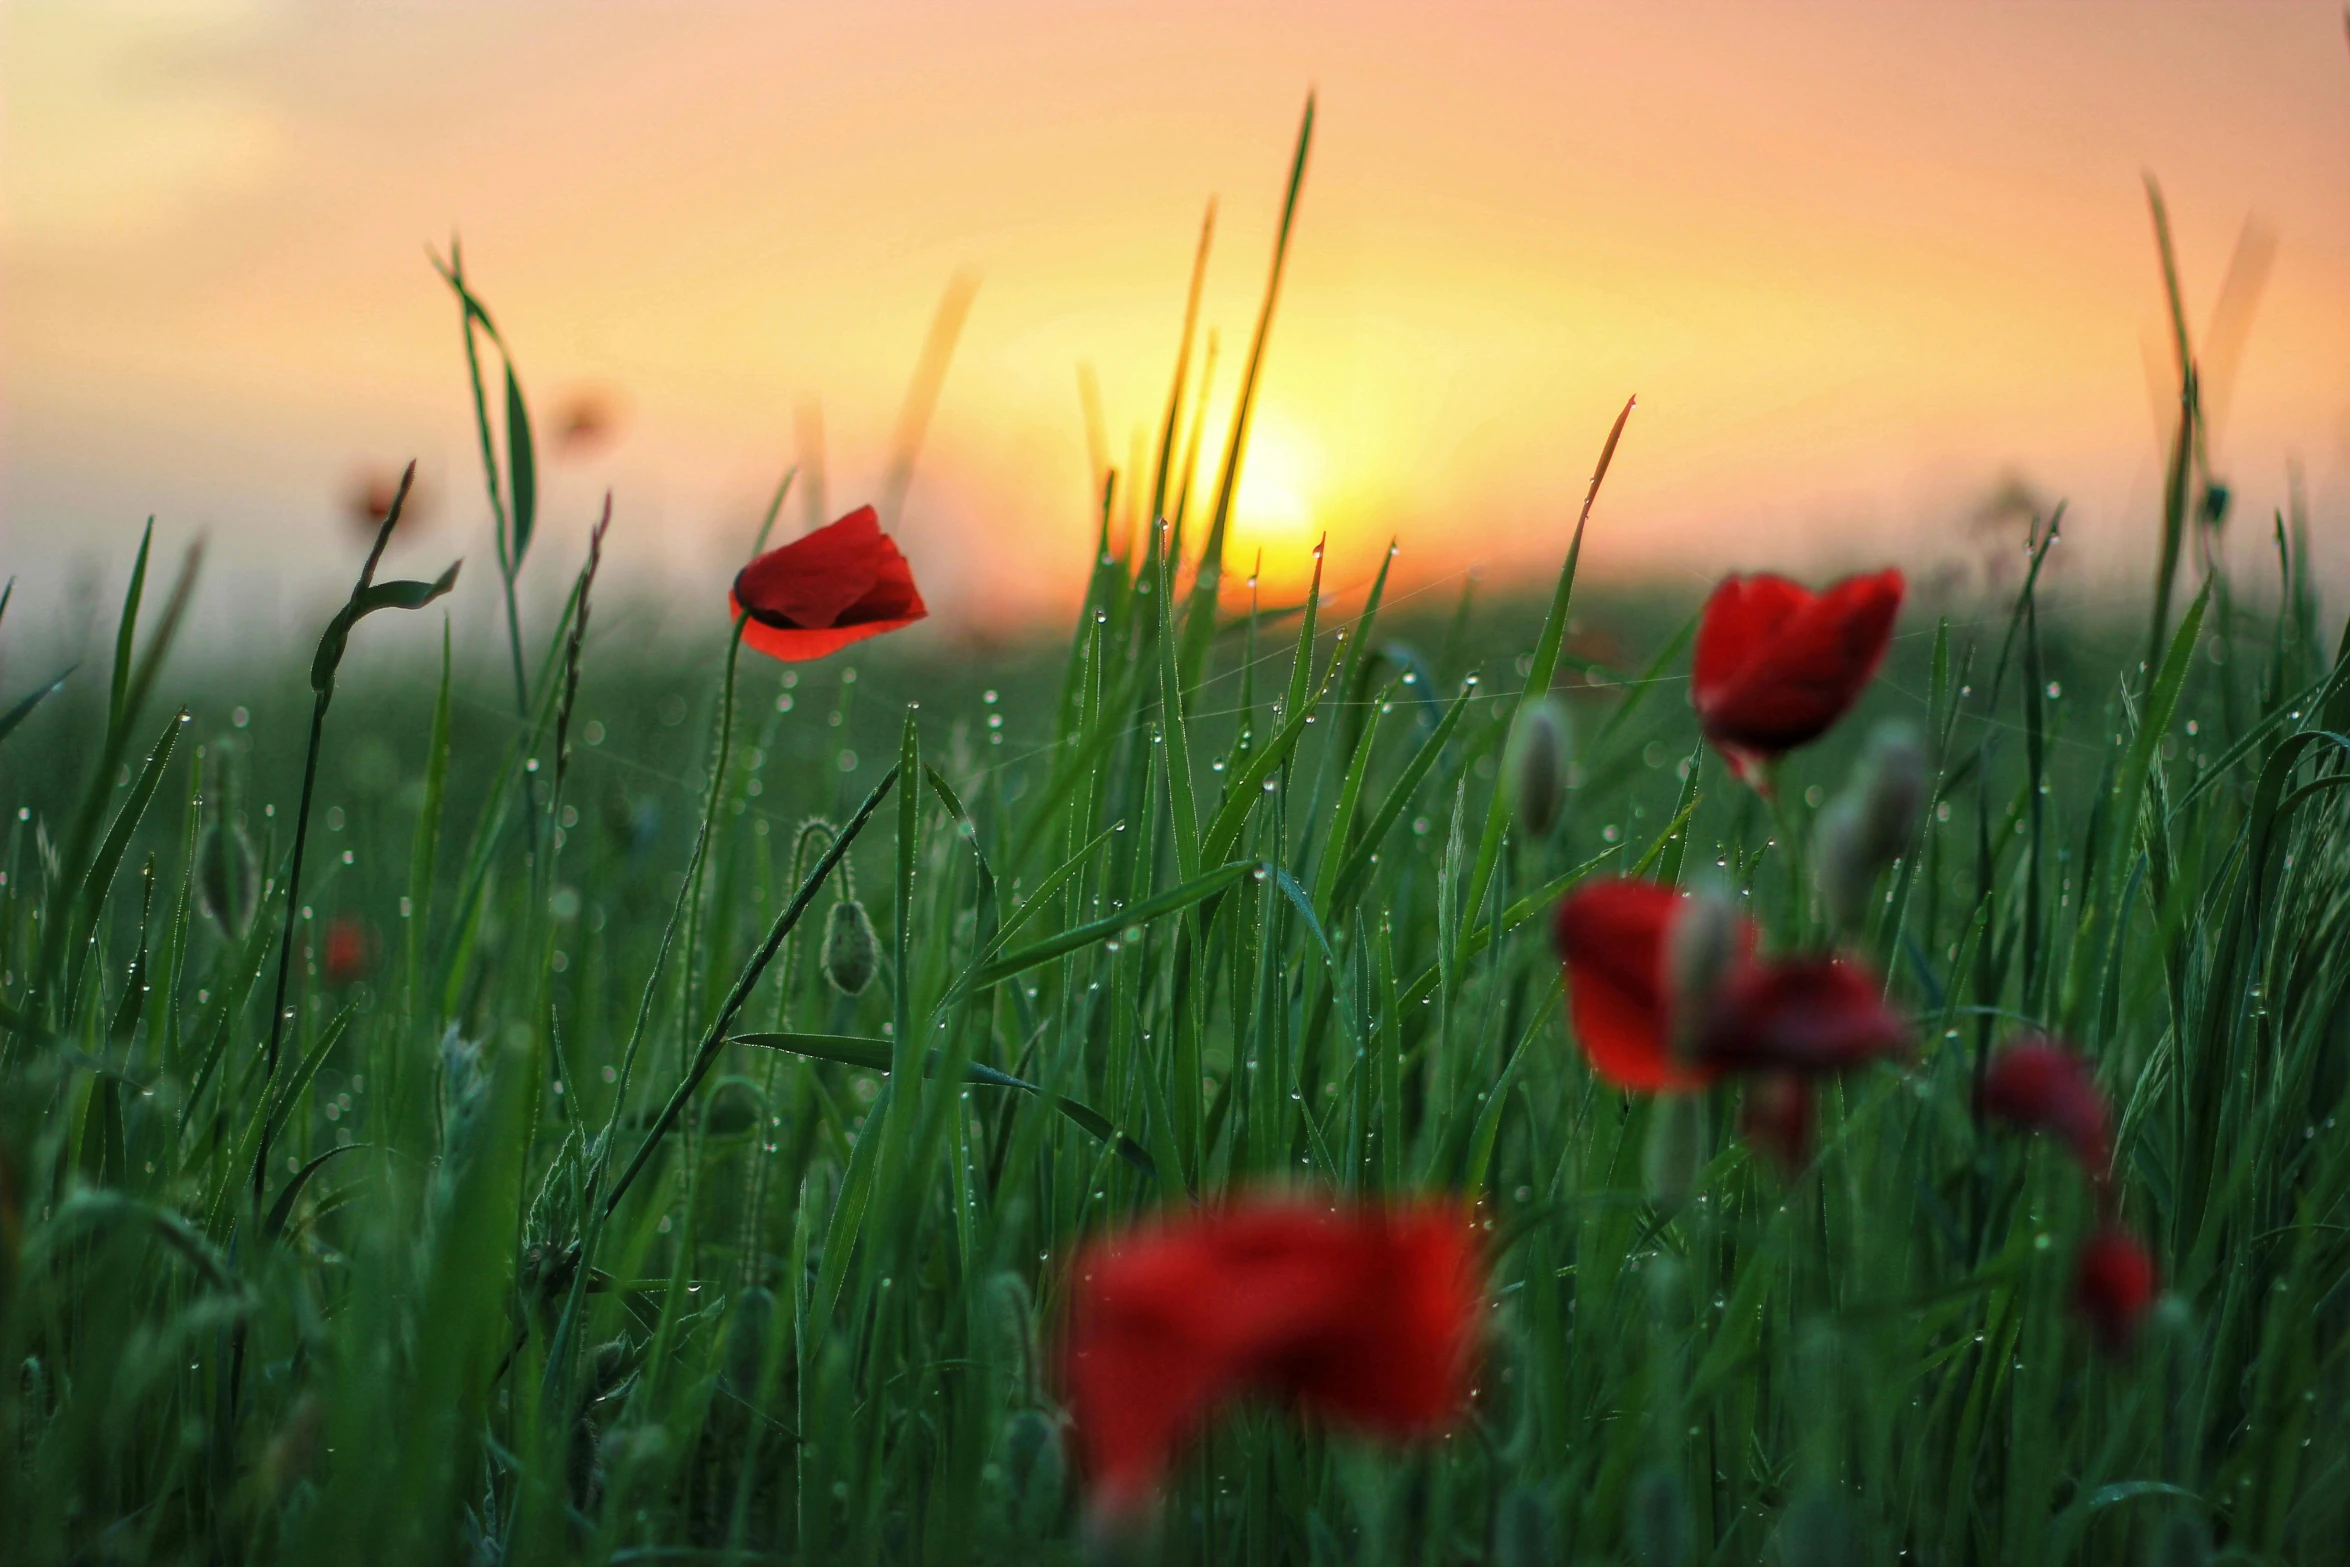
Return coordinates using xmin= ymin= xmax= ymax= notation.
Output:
xmin=1816 ymin=722 xmax=1929 ymax=931
xmin=1003 ymin=1407 xmax=1066 ymax=1536
xmin=1643 ymin=1094 xmax=1707 ymax=1210
xmin=1663 ymin=884 xmax=1740 ymax=1061
xmin=822 ymin=899 xmax=880 ymax=996
xmin=1626 ymin=1463 xmax=1692 ymax=1567
xmin=193 ymin=820 xmax=262 ymax=942
xmin=1504 ymin=697 xmax=1571 ymax=839
xmin=587 ymin=1337 xmax=635 ymax=1400
xmin=2072 ymin=1229 xmax=2155 ymax=1354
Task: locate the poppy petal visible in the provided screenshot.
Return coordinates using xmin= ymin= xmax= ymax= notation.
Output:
xmin=1554 ymin=879 xmax=1719 ymax=1092
xmin=1692 ymin=573 xmax=1811 ymax=711
xmin=2073 ymin=1229 xmax=2156 ymax=1354
xmin=1702 ymin=957 xmax=1909 ymax=1076
xmin=728 ymin=599 xmax=928 ymax=662
xmin=1982 ymin=1040 xmax=2113 ymax=1179
xmin=729 ymin=504 xmax=928 ymax=662
xmin=735 ymin=505 xmax=886 ymax=630
xmin=1693 ymin=569 xmax=1903 ymax=759
xmin=1064 ymin=1199 xmax=1481 ymax=1518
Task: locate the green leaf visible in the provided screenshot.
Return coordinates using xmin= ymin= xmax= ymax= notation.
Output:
xmin=109 ymin=520 xmax=154 ymax=738
xmin=0 ymin=663 xmax=74 ymax=749
xmin=505 ymin=363 xmax=536 ymax=569
xmin=265 ymin=1143 xmax=367 ymax=1241
xmin=311 ymin=562 xmax=462 ymax=693
xmin=356 ymin=569 xmax=463 ymax=616
xmin=1462 ymin=394 xmax=1635 ymax=937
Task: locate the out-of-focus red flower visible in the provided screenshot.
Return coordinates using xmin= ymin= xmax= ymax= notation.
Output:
xmin=1691 ymin=569 xmax=1904 ymax=784
xmin=1982 ymin=1040 xmax=2113 ymax=1182
xmin=1553 ymin=878 xmax=1755 ymax=1092
xmin=1063 ymin=1197 xmax=1481 ymax=1525
xmin=322 ymin=915 xmax=376 ymax=988
xmin=728 ymin=505 xmax=927 ymax=662
xmin=2072 ymin=1229 xmax=2156 ymax=1354
xmin=1739 ymin=1073 xmax=1815 ymax=1174
xmin=347 ymin=466 xmax=429 ymax=538
xmin=1700 ymin=957 xmax=1910 ymax=1077
xmin=552 ymin=387 xmax=624 ymax=458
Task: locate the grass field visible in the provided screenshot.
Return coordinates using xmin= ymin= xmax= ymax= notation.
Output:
xmin=5 ymin=120 xmax=2350 ymax=1565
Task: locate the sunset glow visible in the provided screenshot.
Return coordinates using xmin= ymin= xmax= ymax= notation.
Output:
xmin=5 ymin=3 xmax=2348 ymax=642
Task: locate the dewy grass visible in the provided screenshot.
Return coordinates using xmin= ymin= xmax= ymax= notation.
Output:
xmin=4 ymin=144 xmax=2350 ymax=1567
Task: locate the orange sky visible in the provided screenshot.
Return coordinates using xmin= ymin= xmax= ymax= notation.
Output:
xmin=5 ymin=3 xmax=2349 ymax=651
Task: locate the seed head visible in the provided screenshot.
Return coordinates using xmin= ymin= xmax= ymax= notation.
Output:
xmin=1505 ymin=697 xmax=1571 ymax=839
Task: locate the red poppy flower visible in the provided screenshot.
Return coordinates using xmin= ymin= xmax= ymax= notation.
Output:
xmin=729 ymin=505 xmax=927 ymax=662
xmin=2073 ymin=1229 xmax=2155 ymax=1354
xmin=1553 ymin=879 xmax=1756 ymax=1092
xmin=1982 ymin=1040 xmax=2112 ymax=1181
xmin=1691 ymin=569 xmax=1904 ymax=782
xmin=322 ymin=914 xmax=376 ymax=988
xmin=552 ymin=387 xmax=624 ymax=458
xmin=1063 ymin=1197 xmax=1480 ymax=1524
xmin=1700 ymin=957 xmax=1910 ymax=1077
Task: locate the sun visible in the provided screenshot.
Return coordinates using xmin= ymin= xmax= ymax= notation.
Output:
xmin=1223 ymin=420 xmax=1325 ymax=597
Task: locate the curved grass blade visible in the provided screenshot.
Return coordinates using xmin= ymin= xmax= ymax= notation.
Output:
xmin=264 ymin=1143 xmax=368 ymax=1241
xmin=505 ymin=364 xmax=536 ymax=568
xmin=732 ymin=1031 xmax=1153 ymax=1177
xmin=965 ymin=858 xmax=1256 ymax=991
xmin=0 ymin=664 xmax=74 ymax=750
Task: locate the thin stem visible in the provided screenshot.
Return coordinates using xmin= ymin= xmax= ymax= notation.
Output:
xmin=603 ymin=765 xmax=898 ymax=1218
xmin=252 ymin=693 xmax=328 ymax=1211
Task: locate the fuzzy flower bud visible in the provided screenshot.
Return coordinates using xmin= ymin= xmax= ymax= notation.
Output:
xmin=1816 ymin=722 xmax=1929 ymax=931
xmin=1643 ymin=1093 xmax=1707 ymax=1211
xmin=1663 ymin=882 xmax=1740 ymax=1061
xmin=822 ymin=899 xmax=880 ymax=996
xmin=193 ymin=819 xmax=261 ymax=942
xmin=1504 ymin=697 xmax=1571 ymax=839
